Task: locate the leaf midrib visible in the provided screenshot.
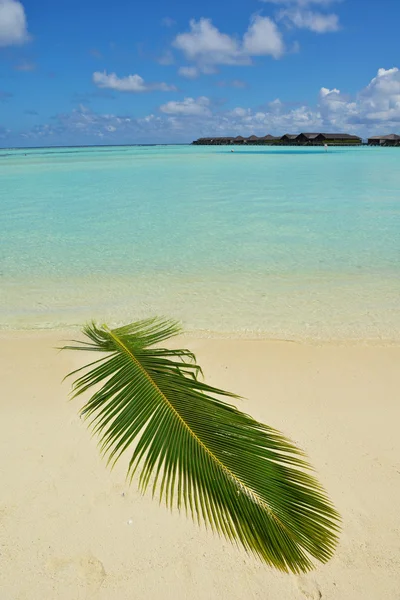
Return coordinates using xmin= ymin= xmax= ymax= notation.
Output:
xmin=106 ymin=326 xmax=288 ymax=531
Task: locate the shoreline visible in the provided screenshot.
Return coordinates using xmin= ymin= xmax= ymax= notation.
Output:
xmin=1 ymin=326 xmax=399 ymax=347
xmin=3 ymin=270 xmax=399 ymax=344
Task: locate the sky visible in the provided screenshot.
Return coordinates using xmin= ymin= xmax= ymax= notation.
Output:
xmin=0 ymin=0 xmax=399 ymax=146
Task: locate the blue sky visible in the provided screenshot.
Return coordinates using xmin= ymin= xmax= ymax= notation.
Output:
xmin=0 ymin=0 xmax=399 ymax=146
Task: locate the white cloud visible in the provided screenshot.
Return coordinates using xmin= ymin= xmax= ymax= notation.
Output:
xmin=228 ymin=107 xmax=252 ymax=118
xmin=264 ymin=0 xmax=341 ymax=33
xmin=173 ymin=16 xmax=284 ymax=68
xmin=317 ymin=68 xmax=400 ymax=127
xmin=365 ymin=67 xmax=400 ymax=97
xmin=167 ymin=67 xmax=400 ymax=134
xmin=93 ymin=71 xmax=176 ymax=93
xmin=243 ymin=15 xmax=284 ymax=58
xmin=318 ymin=87 xmax=356 ymax=126
xmin=178 ymin=66 xmax=199 ymax=79
xmin=0 ymin=0 xmax=30 ymax=46
xmin=160 ymin=96 xmax=212 ymax=117
xmin=226 ymin=102 xmax=323 ymax=132
xmin=9 ymin=67 xmax=400 ymax=147
xmin=355 ymin=67 xmax=400 ymax=124
xmin=173 ymin=18 xmax=244 ymax=66
xmin=320 ymin=86 xmax=339 ymax=97
xmin=279 ymin=8 xmax=340 ymax=32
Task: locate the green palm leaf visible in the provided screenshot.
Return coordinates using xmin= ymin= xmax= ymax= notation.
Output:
xmin=63 ymin=317 xmax=340 ymax=573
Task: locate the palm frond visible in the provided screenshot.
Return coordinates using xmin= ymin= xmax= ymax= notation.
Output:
xmin=63 ymin=317 xmax=340 ymax=573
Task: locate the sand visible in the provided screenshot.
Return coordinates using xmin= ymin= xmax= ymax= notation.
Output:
xmin=1 ymin=331 xmax=400 ymax=599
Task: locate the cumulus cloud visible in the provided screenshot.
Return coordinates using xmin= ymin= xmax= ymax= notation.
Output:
xmin=8 ymin=67 xmax=400 ymax=147
xmin=173 ymin=18 xmax=244 ymax=65
xmin=243 ymin=15 xmax=284 ymax=57
xmin=178 ymin=66 xmax=199 ymax=79
xmin=227 ymin=107 xmax=252 ymax=118
xmin=159 ymin=67 xmax=400 ymax=133
xmin=93 ymin=71 xmax=176 ymax=93
xmin=0 ymin=0 xmax=30 ymax=46
xmin=317 ymin=68 xmax=400 ymax=128
xmin=224 ymin=102 xmax=322 ymax=132
xmin=354 ymin=67 xmax=400 ymax=124
xmin=173 ymin=16 xmax=284 ymax=69
xmin=172 ymin=7 xmax=341 ymax=72
xmin=160 ymin=96 xmax=211 ymax=116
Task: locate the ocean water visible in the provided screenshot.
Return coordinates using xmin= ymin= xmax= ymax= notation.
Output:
xmin=1 ymin=144 xmax=399 ymax=341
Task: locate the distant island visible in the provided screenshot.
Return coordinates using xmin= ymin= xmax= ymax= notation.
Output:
xmin=192 ymin=132 xmax=400 ymax=147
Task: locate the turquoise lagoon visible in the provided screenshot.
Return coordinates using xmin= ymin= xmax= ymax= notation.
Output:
xmin=0 ymin=145 xmax=399 ymax=341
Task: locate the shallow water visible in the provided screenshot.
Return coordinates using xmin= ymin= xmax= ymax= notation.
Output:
xmin=1 ymin=145 xmax=399 ymax=340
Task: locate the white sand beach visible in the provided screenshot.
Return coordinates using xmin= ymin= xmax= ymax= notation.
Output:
xmin=1 ymin=331 xmax=400 ymax=599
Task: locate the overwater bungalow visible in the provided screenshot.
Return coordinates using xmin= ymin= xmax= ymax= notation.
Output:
xmin=367 ymin=134 xmax=400 ymax=146
xmin=320 ymin=133 xmax=361 ymax=144
xmin=215 ymin=137 xmax=234 ymax=145
xmin=192 ymin=132 xmax=362 ymax=146
xmin=249 ymin=134 xmax=280 ymax=145
xmin=280 ymin=134 xmax=298 ymax=144
xmin=296 ymin=133 xmax=321 ymax=144
xmin=294 ymin=133 xmax=361 ymax=145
